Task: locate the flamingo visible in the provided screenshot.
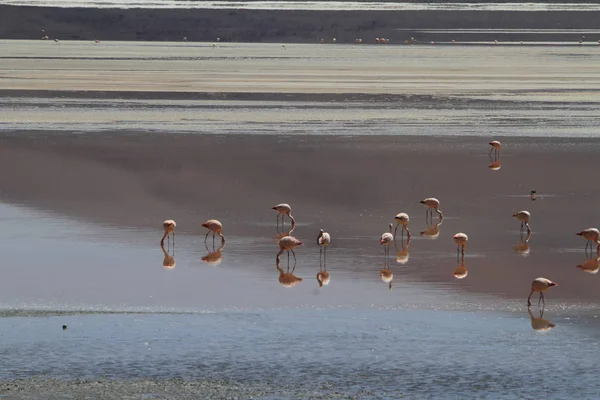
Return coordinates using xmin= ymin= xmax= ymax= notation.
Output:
xmin=276 ymin=236 xmax=303 ymax=264
xmin=453 ymin=233 xmax=468 ymax=259
xmin=160 ymin=219 xmax=176 ymax=246
xmin=489 ymin=140 xmax=501 ymax=157
xmin=575 ymin=228 xmax=600 ymax=252
xmin=394 ymin=213 xmax=411 ymax=239
xmin=202 ymin=219 xmax=225 ymax=245
xmin=317 ymin=229 xmax=331 ymax=262
xmin=420 ymin=197 xmax=443 ymax=221
xmin=380 ymin=223 xmax=394 ymax=258
xmin=272 ymin=203 xmax=295 ymax=230
xmin=530 ymin=190 xmax=536 ymax=201
xmin=527 ymin=277 xmax=557 ymax=307
xmin=513 ymin=210 xmax=531 ymax=233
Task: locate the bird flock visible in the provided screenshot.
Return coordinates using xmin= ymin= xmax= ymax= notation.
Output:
xmin=160 ymin=141 xmax=598 ymax=308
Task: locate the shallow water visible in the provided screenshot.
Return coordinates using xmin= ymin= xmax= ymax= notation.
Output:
xmin=2 ymin=40 xmax=600 ymax=398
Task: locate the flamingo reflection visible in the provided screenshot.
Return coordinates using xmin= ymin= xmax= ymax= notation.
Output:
xmin=420 ymin=218 xmax=443 ymax=241
xmin=528 ymin=308 xmax=556 ymax=332
xmin=380 ymin=261 xmax=393 ymax=290
xmin=453 ymin=259 xmax=468 ymax=279
xmin=513 ymin=230 xmax=532 ymax=257
xmin=395 ymin=235 xmax=411 ymax=264
xmin=488 ymin=159 xmax=501 ymax=171
xmin=576 ymin=249 xmax=600 ymax=274
xmin=202 ymin=240 xmax=225 ymax=266
xmin=276 ymin=257 xmax=303 ymax=287
xmin=274 ymin=216 xmax=296 ymax=241
xmin=160 ymin=243 xmax=176 ymax=270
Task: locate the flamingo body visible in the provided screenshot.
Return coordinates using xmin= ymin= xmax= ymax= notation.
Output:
xmin=527 ymin=277 xmax=557 ymax=307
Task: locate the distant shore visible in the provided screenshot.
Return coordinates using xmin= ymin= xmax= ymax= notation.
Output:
xmin=1 ymin=5 xmax=600 ymax=43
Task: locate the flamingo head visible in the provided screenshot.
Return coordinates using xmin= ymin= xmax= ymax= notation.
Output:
xmin=575 ymin=231 xmax=583 ymax=236
xmin=548 ymin=282 xmax=558 ymax=287
xmin=419 ymin=200 xmax=425 ymax=204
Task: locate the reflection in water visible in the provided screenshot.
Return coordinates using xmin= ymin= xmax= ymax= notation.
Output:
xmin=274 ymin=217 xmax=296 ymax=241
xmin=276 ymin=257 xmax=302 ymax=288
xmin=528 ymin=308 xmax=556 ymax=332
xmin=201 ymin=241 xmax=225 ymax=266
xmin=379 ymin=262 xmax=393 ymax=290
xmin=160 ymin=219 xmax=176 ymax=247
xmin=160 ymin=243 xmax=176 ymax=270
xmin=488 ymin=159 xmax=501 ymax=171
xmin=576 ymin=253 xmax=600 ymax=274
xmin=395 ymin=236 xmax=411 ymax=264
xmin=513 ymin=230 xmax=532 ymax=257
xmin=453 ymin=259 xmax=468 ymax=279
xmin=420 ymin=218 xmax=443 ymax=241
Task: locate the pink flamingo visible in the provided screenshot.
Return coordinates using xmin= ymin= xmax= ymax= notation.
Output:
xmin=527 ymin=278 xmax=557 ymax=307
xmin=276 ymin=236 xmax=303 ymax=264
xmin=453 ymin=232 xmax=468 ymax=259
xmin=272 ymin=203 xmax=295 ymax=230
xmin=420 ymin=197 xmax=443 ymax=221
xmin=394 ymin=213 xmax=411 ymax=239
xmin=513 ymin=211 xmax=531 ymax=233
xmin=576 ymin=228 xmax=600 ymax=252
xmin=161 ymin=220 xmax=176 ymax=246
xmin=381 ymin=223 xmax=394 ymax=258
xmin=489 ymin=140 xmax=501 ymax=157
xmin=202 ymin=219 xmax=225 ymax=245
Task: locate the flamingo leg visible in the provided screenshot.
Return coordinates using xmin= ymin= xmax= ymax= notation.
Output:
xmin=527 ymin=291 xmax=533 ymax=307
xmin=160 ymin=232 xmax=167 ymax=246
xmin=172 ymin=232 xmax=175 ymax=249
xmin=394 ymin=225 xmax=398 ymax=239
xmin=489 ymin=147 xmax=494 ymax=157
xmin=212 ymin=232 xmax=216 ymax=248
xmin=461 ymin=245 xmax=465 ymax=259
xmin=538 ymin=292 xmax=544 ymax=307
xmin=204 ymin=231 xmax=210 ymax=243
xmin=324 ymin=246 xmax=327 ymax=266
xmin=319 ymin=246 xmax=322 ymax=268
xmin=291 ymin=249 xmax=297 ymax=264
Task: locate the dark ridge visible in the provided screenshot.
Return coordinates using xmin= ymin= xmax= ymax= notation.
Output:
xmin=1 ymin=5 xmax=600 ymax=42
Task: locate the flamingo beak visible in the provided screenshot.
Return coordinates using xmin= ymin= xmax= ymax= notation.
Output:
xmin=549 ymin=282 xmax=558 ymax=287
xmin=575 ymin=232 xmax=582 ymax=236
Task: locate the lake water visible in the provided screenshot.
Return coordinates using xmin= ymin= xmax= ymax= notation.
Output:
xmin=1 ymin=40 xmax=600 ymax=399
